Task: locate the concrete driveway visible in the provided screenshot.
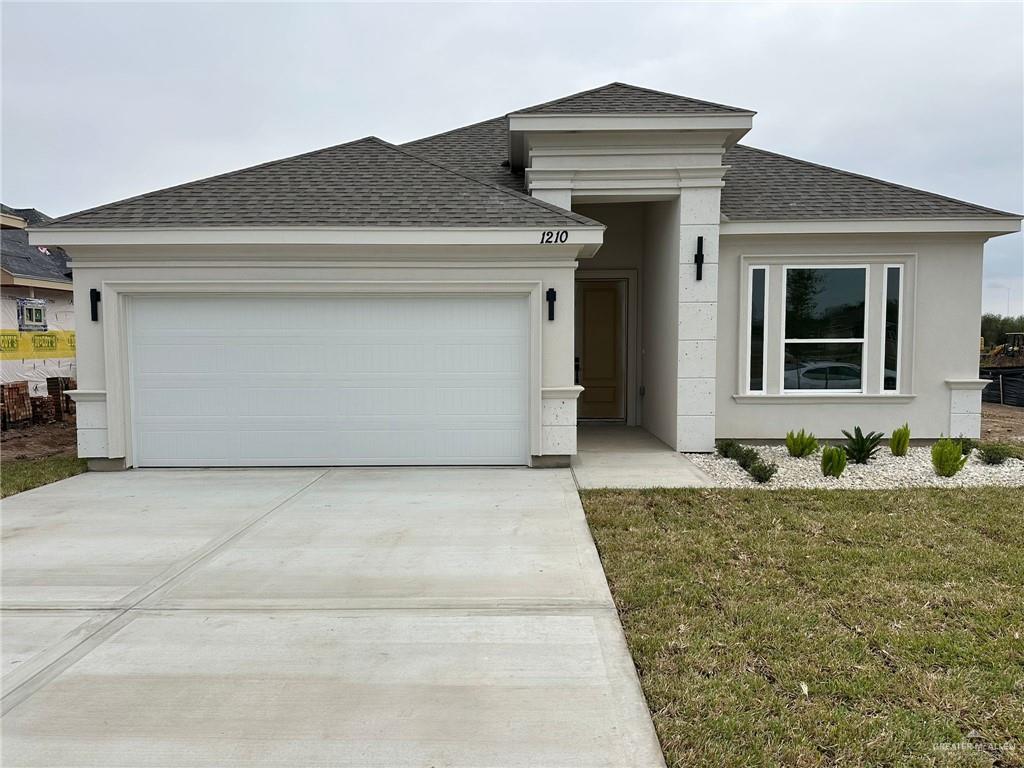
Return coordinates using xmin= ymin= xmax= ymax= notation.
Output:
xmin=2 ymin=468 xmax=664 ymax=767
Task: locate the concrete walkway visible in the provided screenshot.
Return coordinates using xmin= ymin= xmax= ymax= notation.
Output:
xmin=573 ymin=424 xmax=713 ymax=488
xmin=1 ymin=468 xmax=665 ymax=767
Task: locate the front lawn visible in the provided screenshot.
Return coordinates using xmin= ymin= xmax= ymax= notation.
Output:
xmin=583 ymin=488 xmax=1024 ymax=767
xmin=1 ymin=455 xmax=87 ymax=498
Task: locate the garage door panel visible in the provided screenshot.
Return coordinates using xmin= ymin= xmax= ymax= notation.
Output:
xmin=130 ymin=295 xmax=530 ymax=466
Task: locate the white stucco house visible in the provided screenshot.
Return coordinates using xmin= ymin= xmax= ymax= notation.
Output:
xmin=31 ymin=83 xmax=1021 ymax=469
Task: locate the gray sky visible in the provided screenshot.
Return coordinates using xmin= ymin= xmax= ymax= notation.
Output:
xmin=3 ymin=1 xmax=1022 ymax=314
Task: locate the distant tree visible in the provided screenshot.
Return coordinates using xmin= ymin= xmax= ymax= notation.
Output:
xmin=981 ymin=314 xmax=1024 ymax=347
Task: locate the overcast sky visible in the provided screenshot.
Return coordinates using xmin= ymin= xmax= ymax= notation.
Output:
xmin=3 ymin=1 xmax=1021 ymax=314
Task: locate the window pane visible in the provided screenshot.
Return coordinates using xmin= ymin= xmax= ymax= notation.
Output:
xmin=785 ymin=268 xmax=865 ymax=339
xmin=784 ymin=343 xmax=863 ymax=390
xmin=884 ymin=267 xmax=901 ymax=391
xmin=749 ymin=268 xmax=766 ymax=391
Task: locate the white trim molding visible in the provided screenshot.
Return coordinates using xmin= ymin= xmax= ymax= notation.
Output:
xmin=97 ymin=280 xmax=547 ymax=465
xmin=944 ymin=378 xmax=989 ymax=390
xmin=733 ymin=394 xmax=916 ymax=404
xmin=542 ymin=385 xmax=584 ymax=399
xmin=29 ymin=226 xmax=606 ymax=251
xmin=721 ymin=218 xmax=1021 ymax=236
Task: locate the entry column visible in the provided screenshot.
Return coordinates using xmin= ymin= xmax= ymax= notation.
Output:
xmin=676 ymin=179 xmax=723 ymax=452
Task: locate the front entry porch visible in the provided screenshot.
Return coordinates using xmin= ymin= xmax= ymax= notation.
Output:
xmin=571 ymin=424 xmax=712 ymax=488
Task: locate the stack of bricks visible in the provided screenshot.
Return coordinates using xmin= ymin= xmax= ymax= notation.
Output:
xmin=31 ymin=396 xmax=57 ymax=424
xmin=46 ymin=377 xmax=77 ymax=422
xmin=1 ymin=382 xmax=33 ymax=429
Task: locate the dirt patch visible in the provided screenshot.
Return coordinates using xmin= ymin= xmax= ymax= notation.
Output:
xmin=1 ymin=420 xmax=78 ymax=461
xmin=981 ymin=402 xmax=1024 ymax=443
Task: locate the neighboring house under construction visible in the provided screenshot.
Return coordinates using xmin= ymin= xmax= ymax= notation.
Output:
xmin=1 ymin=204 xmax=75 ymax=396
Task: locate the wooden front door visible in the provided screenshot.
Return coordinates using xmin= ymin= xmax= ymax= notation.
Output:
xmin=576 ymin=280 xmax=625 ymax=420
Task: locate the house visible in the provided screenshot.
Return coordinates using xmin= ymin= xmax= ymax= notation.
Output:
xmin=2 ymin=205 xmax=75 ymax=397
xmin=29 ymin=83 xmax=1021 ymax=469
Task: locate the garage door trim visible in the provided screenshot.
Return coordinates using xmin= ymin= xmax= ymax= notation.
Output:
xmin=102 ymin=281 xmax=543 ymax=465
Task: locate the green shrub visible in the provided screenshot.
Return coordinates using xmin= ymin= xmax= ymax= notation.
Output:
xmin=842 ymin=427 xmax=884 ymax=464
xmin=716 ymin=439 xmax=740 ymax=459
xmin=733 ymin=446 xmax=760 ymax=471
xmin=932 ymin=438 xmax=969 ymax=477
xmin=890 ymin=423 xmax=910 ymax=457
xmin=748 ymin=460 xmax=778 ymax=483
xmin=821 ymin=445 xmax=847 ymax=478
xmin=978 ymin=443 xmax=1011 ymax=465
xmin=718 ymin=441 xmax=777 ymax=483
xmin=957 ymin=437 xmax=977 ymax=456
xmin=785 ymin=429 xmax=819 ymax=458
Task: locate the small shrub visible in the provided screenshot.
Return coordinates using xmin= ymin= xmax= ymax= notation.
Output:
xmin=733 ymin=446 xmax=760 ymax=471
xmin=842 ymin=427 xmax=884 ymax=464
xmin=718 ymin=442 xmax=776 ymax=483
xmin=890 ymin=423 xmax=910 ymax=457
xmin=748 ymin=459 xmax=778 ymax=483
xmin=957 ymin=437 xmax=977 ymax=456
xmin=821 ymin=445 xmax=847 ymax=478
xmin=932 ymin=438 xmax=968 ymax=477
xmin=716 ymin=439 xmax=740 ymax=459
xmin=785 ymin=429 xmax=819 ymax=458
xmin=978 ymin=443 xmax=1011 ymax=465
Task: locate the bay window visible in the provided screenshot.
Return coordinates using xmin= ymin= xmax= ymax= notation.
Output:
xmin=882 ymin=265 xmax=902 ymax=391
xmin=748 ymin=266 xmax=767 ymax=392
xmin=741 ymin=259 xmax=908 ymax=396
xmin=784 ymin=266 xmax=867 ymax=392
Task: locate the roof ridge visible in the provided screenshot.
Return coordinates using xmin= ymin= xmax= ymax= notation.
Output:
xmin=732 ymin=144 xmax=1020 ymax=218
xmin=373 ymin=137 xmax=602 ymax=228
xmin=39 ymin=136 xmax=381 ymax=228
xmin=403 ymin=114 xmax=507 ymax=148
xmin=510 ymin=81 xmax=752 ymax=115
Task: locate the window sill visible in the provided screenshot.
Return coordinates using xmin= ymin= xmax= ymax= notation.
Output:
xmin=732 ymin=393 xmax=917 ymax=405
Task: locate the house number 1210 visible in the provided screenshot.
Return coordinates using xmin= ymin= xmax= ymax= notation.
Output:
xmin=539 ymin=230 xmax=569 ymax=244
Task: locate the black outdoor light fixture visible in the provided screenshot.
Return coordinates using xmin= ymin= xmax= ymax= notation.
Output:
xmin=694 ymin=236 xmax=705 ymax=281
xmin=545 ymin=288 xmax=557 ymax=320
xmin=89 ymin=288 xmax=101 ymax=321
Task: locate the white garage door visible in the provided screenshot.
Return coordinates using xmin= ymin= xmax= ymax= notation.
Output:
xmin=129 ymin=295 xmax=530 ymax=467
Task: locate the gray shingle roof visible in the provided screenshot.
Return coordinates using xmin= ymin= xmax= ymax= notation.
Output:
xmin=404 ymin=116 xmax=521 ymax=190
xmin=721 ymin=144 xmax=1016 ymax=220
xmin=512 ymin=82 xmax=751 ymax=115
xmin=1 ymin=207 xmax=71 ymax=282
xmin=404 ymin=116 xmax=1017 ymax=220
xmin=41 ymin=137 xmax=600 ymax=230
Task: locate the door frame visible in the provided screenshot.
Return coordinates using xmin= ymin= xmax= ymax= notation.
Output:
xmin=574 ymin=270 xmax=640 ymax=426
xmin=104 ymin=280 xmax=543 ymax=467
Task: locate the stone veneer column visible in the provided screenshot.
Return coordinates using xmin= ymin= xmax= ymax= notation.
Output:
xmin=676 ymin=185 xmax=721 ymax=452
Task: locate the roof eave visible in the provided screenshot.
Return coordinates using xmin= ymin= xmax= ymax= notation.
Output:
xmin=0 ymin=268 xmax=73 ymax=290
xmin=508 ymin=112 xmax=755 ymax=170
xmin=28 ymin=225 xmax=606 ymax=248
xmin=719 ymin=217 xmax=1022 ymax=236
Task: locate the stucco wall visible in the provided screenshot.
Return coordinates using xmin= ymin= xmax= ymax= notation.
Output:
xmin=641 ymin=200 xmax=680 ymax=446
xmin=66 ymin=244 xmax=580 ymax=463
xmin=575 ymin=203 xmax=645 ymax=271
xmin=717 ymin=233 xmax=988 ymax=439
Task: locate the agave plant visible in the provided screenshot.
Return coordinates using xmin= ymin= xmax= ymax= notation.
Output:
xmin=890 ymin=423 xmax=910 ymax=457
xmin=785 ymin=429 xmax=819 ymax=458
xmin=821 ymin=445 xmax=847 ymax=478
xmin=842 ymin=427 xmax=883 ymax=464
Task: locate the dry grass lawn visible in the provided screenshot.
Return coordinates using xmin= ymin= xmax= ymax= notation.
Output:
xmin=583 ymin=488 xmax=1024 ymax=767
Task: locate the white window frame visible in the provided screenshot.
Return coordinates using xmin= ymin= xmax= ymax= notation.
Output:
xmin=881 ymin=263 xmax=903 ymax=393
xmin=745 ymin=265 xmax=768 ymax=394
xmin=781 ymin=264 xmax=869 ymax=395
xmin=18 ymin=301 xmax=47 ymax=331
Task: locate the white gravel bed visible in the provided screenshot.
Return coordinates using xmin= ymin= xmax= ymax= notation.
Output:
xmin=686 ymin=445 xmax=1024 ymax=489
